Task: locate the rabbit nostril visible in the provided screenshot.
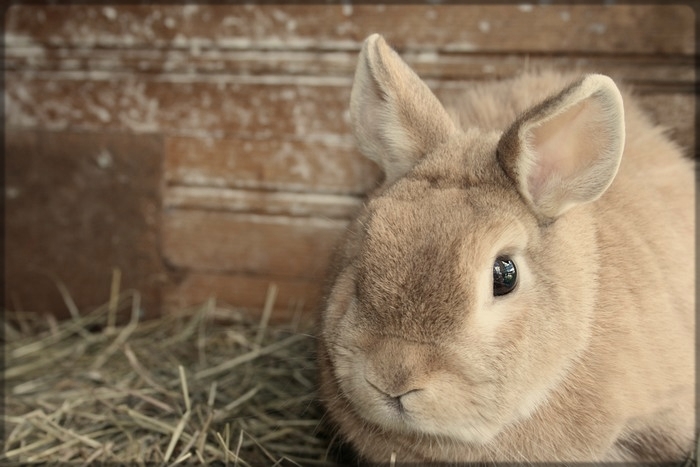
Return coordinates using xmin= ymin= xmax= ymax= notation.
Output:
xmin=387 ymin=395 xmax=405 ymax=413
xmin=387 ymin=389 xmax=423 ymax=414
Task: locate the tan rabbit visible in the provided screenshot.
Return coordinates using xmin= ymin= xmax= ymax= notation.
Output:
xmin=317 ymin=34 xmax=695 ymax=463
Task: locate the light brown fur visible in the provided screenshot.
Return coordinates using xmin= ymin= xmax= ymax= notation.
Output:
xmin=317 ymin=34 xmax=695 ymax=463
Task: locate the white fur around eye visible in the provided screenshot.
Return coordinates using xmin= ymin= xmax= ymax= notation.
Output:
xmin=465 ymin=218 xmax=530 ymax=337
xmin=471 ymin=253 xmax=531 ymax=337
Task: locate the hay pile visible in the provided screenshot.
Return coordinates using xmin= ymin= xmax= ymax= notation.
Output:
xmin=3 ymin=283 xmax=337 ymax=465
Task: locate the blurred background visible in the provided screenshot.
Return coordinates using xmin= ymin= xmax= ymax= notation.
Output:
xmin=5 ymin=3 xmax=696 ymax=320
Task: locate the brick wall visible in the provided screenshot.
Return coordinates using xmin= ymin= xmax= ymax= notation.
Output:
xmin=5 ymin=4 xmax=695 ymax=319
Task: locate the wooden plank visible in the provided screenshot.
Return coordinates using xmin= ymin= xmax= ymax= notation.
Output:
xmin=164 ymin=186 xmax=363 ymax=220
xmin=162 ymin=210 xmax=348 ymax=280
xmin=163 ymin=273 xmax=323 ymax=320
xmin=6 ymin=73 xmax=695 ymax=140
xmin=5 ymin=129 xmax=165 ymax=318
xmin=4 ymin=47 xmax=695 ymax=86
xmin=164 ymin=136 xmax=380 ymax=195
xmin=5 ymin=74 xmax=352 ymax=139
xmin=6 ymin=4 xmax=694 ymax=55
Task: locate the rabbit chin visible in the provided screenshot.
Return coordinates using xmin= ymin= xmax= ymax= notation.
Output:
xmin=411 ymin=418 xmax=502 ymax=445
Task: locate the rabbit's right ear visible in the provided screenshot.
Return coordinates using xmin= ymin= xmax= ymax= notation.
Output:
xmin=497 ymin=74 xmax=625 ymax=221
xmin=350 ymin=34 xmax=456 ymax=184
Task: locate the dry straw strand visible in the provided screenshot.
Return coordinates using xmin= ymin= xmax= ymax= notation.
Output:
xmin=107 ymin=267 xmax=122 ymax=333
xmin=255 ymin=283 xmax=278 ymax=348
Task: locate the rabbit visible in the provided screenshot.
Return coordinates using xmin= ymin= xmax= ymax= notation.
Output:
xmin=317 ymin=33 xmax=695 ymax=464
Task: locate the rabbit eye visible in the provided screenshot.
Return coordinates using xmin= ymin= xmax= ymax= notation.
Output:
xmin=493 ymin=256 xmax=517 ymax=296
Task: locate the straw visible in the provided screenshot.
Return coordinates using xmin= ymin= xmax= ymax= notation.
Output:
xmin=3 ymin=288 xmax=330 ymax=465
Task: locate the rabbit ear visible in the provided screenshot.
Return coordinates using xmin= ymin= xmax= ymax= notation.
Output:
xmin=350 ymin=34 xmax=456 ymax=184
xmin=497 ymin=74 xmax=625 ymax=220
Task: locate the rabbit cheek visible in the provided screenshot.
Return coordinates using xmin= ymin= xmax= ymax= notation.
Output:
xmin=406 ymin=379 xmax=505 ymax=444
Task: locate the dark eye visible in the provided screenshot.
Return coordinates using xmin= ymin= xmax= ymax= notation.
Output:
xmin=493 ymin=256 xmax=517 ymax=296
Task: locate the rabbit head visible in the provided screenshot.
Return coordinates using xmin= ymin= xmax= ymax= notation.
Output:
xmin=320 ymin=34 xmax=626 ymax=453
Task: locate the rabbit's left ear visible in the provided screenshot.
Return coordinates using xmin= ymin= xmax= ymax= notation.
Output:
xmin=497 ymin=74 xmax=625 ymax=220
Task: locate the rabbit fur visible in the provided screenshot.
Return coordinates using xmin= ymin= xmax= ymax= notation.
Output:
xmin=317 ymin=34 xmax=695 ymax=463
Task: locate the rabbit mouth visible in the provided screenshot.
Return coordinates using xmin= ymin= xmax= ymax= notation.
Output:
xmin=342 ymin=372 xmax=503 ymax=445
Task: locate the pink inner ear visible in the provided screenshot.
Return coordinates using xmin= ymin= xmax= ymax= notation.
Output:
xmin=527 ymin=98 xmax=606 ymax=203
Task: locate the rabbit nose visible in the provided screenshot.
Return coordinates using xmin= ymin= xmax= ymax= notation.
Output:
xmin=365 ymin=374 xmax=422 ymax=413
xmin=365 ymin=356 xmax=416 ymax=395
xmin=363 ymin=338 xmax=435 ymax=399
xmin=365 ymin=374 xmax=420 ymax=400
